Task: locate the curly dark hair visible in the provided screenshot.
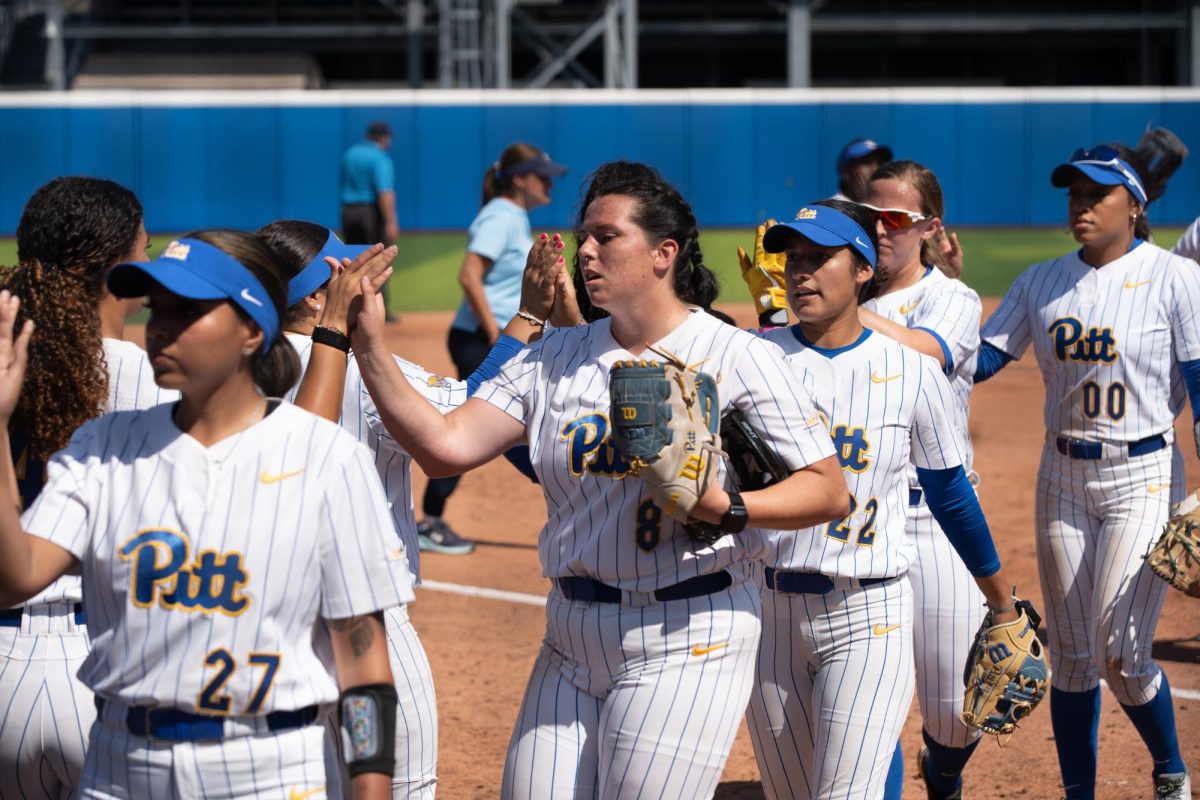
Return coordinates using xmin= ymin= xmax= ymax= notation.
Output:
xmin=2 ymin=176 xmax=144 ymax=459
xmin=571 ymin=161 xmax=719 ymax=322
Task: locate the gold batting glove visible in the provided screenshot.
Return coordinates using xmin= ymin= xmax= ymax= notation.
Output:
xmin=737 ymin=218 xmax=788 ymax=326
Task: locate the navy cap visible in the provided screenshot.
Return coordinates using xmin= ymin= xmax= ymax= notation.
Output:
xmin=286 ymin=230 xmax=371 ymax=307
xmin=499 ymin=151 xmax=568 ymax=180
xmin=837 ymin=138 xmax=893 ymax=172
xmin=1050 ymin=145 xmax=1148 ymax=205
xmin=108 ymin=238 xmax=281 ymax=347
xmin=762 ymin=205 xmax=878 ymax=270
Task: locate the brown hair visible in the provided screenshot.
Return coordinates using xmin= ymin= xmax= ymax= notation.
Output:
xmin=3 ymin=176 xmax=144 ymax=460
xmin=185 ymin=229 xmax=301 ymax=398
xmin=870 ymin=160 xmax=948 ymax=272
xmin=482 ymin=143 xmax=545 ymax=207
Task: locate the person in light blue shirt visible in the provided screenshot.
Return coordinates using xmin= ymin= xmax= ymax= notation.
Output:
xmin=419 ymin=143 xmax=566 ymax=555
xmin=340 ymin=121 xmax=400 ymax=319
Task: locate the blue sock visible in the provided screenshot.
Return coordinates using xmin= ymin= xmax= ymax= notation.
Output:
xmin=1051 ymin=686 xmax=1100 ymax=800
xmin=882 ymin=740 xmax=903 ymax=800
xmin=921 ymin=729 xmax=981 ymax=795
xmin=1120 ymin=672 xmax=1186 ymax=777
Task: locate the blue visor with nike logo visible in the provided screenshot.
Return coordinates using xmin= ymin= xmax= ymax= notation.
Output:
xmin=762 ymin=205 xmax=878 ymax=271
xmin=108 ymin=237 xmax=280 ymax=346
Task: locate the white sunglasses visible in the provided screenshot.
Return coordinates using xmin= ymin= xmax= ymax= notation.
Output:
xmin=859 ymin=203 xmax=930 ymax=230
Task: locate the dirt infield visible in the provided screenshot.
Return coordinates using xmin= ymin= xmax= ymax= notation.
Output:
xmin=350 ymin=299 xmax=1199 ymax=798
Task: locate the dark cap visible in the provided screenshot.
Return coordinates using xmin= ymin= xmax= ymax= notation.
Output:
xmin=837 ymin=138 xmax=893 ymax=172
xmin=367 ymin=121 xmax=392 ymax=140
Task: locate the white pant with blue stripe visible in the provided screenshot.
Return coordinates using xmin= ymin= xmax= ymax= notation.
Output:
xmin=748 ymin=574 xmax=914 ymax=800
xmin=500 ymin=565 xmax=761 ymax=799
xmin=0 ymin=603 xmax=93 ymax=800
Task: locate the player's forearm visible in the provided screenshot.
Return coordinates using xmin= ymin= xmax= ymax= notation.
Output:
xmin=693 ymin=455 xmax=848 ymax=529
xmin=328 ymin=612 xmax=395 ymax=800
xmin=858 ymin=308 xmax=946 ymax=367
xmin=0 ymin=428 xmax=33 ymax=602
xmin=292 ymin=343 xmax=348 ymax=422
xmin=973 ymin=570 xmax=1021 ymax=624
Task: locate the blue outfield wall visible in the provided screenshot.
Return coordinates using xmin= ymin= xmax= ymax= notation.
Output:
xmin=3 ymin=88 xmax=1200 ymax=235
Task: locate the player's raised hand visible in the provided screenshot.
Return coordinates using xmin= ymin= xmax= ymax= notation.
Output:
xmin=0 ymin=290 xmax=32 ymax=425
xmin=738 ymin=219 xmax=789 ymax=327
xmin=349 ymin=275 xmax=389 ymax=356
xmin=935 ymin=228 xmax=964 ymax=278
xmin=549 ymin=260 xmax=583 ymax=328
xmin=321 ymin=243 xmax=397 ymax=333
xmin=519 ymin=233 xmax=565 ymax=324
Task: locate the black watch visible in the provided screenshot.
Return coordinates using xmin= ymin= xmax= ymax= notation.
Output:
xmin=720 ymin=491 xmax=749 ymax=533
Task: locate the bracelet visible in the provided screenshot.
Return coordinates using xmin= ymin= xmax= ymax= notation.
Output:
xmin=312 ymin=325 xmax=351 ymax=353
xmin=987 ymin=590 xmax=1018 ymax=615
xmin=516 ymin=310 xmax=546 ymax=328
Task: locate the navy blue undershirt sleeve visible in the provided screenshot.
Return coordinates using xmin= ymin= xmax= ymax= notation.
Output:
xmin=916 ymin=465 xmax=1001 ymax=578
xmin=463 ymin=333 xmax=540 ymax=483
xmin=973 ymin=341 xmax=1014 ymax=383
xmin=1180 ymin=359 xmax=1200 ymax=423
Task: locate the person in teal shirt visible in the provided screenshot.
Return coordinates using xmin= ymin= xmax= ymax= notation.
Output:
xmin=341 ymin=121 xmax=400 ymax=319
xmin=418 ymin=143 xmax=566 ymax=554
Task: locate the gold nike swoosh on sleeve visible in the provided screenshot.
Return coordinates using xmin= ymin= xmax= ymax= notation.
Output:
xmin=260 ymin=468 xmax=306 ymax=485
xmin=870 ymin=372 xmax=901 ymax=383
xmin=289 ymin=786 xmax=326 ymax=800
xmin=872 ymin=623 xmax=901 ymax=636
xmin=1124 ymin=279 xmax=1152 ymax=289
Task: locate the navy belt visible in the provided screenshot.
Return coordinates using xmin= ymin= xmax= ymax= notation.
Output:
xmin=909 ymin=488 xmax=923 ymax=507
xmin=0 ymin=603 xmax=85 ymax=627
xmin=97 ymin=699 xmax=319 ymax=742
xmin=763 ymin=568 xmax=893 ymax=595
xmin=1054 ymin=434 xmax=1166 ymax=460
xmin=557 ymin=571 xmax=732 ymax=604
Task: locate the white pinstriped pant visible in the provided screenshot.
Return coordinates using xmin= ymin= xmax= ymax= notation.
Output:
xmin=500 ymin=566 xmax=761 ymax=800
xmin=0 ymin=603 xmax=93 ymax=800
xmin=906 ymin=501 xmax=986 ymax=749
xmin=81 ymin=701 xmax=327 ymax=799
xmin=1035 ymin=439 xmax=1182 ymax=705
xmin=321 ymin=604 xmax=438 ymax=799
xmin=747 ymin=575 xmax=915 ymax=800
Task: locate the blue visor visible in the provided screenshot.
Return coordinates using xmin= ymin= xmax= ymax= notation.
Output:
xmin=107 ymin=238 xmax=280 ymax=347
xmin=762 ymin=205 xmax=878 ymax=270
xmin=498 ymin=151 xmax=568 ymax=179
xmin=1050 ymin=145 xmax=1148 ymax=205
xmin=286 ymin=230 xmax=371 ymax=307
xmin=837 ymin=138 xmax=892 ymax=172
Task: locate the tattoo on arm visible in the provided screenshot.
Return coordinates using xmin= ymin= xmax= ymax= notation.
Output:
xmin=330 ymin=615 xmax=376 ymax=659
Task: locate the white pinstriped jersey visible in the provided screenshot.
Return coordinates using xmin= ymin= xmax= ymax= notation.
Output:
xmin=475 ymin=309 xmax=836 ymax=591
xmin=753 ymin=328 xmax=965 ymax=578
xmin=865 ymin=267 xmax=981 ymax=477
xmin=15 ymin=339 xmax=179 ymax=609
xmin=981 ymin=242 xmax=1200 ymax=441
xmin=21 ymin=402 xmax=413 ymax=711
xmin=1170 ymin=216 xmax=1200 ymax=263
xmin=284 ymin=332 xmax=467 ymax=583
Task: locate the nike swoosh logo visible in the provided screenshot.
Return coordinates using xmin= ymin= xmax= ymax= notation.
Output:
xmin=870 ymin=372 xmax=901 ymax=383
xmin=1125 ymin=279 xmax=1152 ymax=289
xmin=691 ymin=642 xmax=729 ymax=657
xmin=260 ymin=468 xmax=305 ymax=484
xmin=855 ymin=236 xmax=869 ymax=249
xmin=289 ymin=787 xmax=325 ymax=800
xmin=899 ymin=300 xmax=921 ymax=314
xmin=872 ymin=623 xmax=901 ymax=636
xmin=1147 ymin=484 xmax=1170 ymax=494
xmin=240 ymin=288 xmax=265 ymax=307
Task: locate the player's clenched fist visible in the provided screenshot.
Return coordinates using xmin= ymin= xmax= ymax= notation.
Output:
xmin=737 ymin=219 xmax=788 ymax=327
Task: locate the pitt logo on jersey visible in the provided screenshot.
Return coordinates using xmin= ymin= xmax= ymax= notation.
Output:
xmin=831 ymin=425 xmax=871 ymax=473
xmin=119 ymin=529 xmax=249 ymax=616
xmin=561 ymin=413 xmax=632 ymax=478
xmin=1047 ymin=317 xmax=1119 ymax=363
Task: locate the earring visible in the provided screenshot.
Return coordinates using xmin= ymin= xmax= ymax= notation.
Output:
xmin=243 ymin=347 xmax=254 ymax=357
xmin=314 ymin=304 xmax=322 ymax=311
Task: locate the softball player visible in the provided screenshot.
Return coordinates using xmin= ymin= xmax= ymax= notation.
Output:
xmin=0 ymin=176 xmax=178 ymax=799
xmin=0 ymin=230 xmax=412 ymax=800
xmin=976 ymin=144 xmax=1198 ymax=800
xmin=420 ymin=143 xmax=568 ymax=553
xmin=348 ymin=162 xmax=849 ymax=799
xmin=746 ymin=200 xmax=1022 ymax=800
xmin=854 ymin=161 xmax=989 ymax=800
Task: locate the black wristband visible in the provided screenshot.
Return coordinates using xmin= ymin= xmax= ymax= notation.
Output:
xmin=312 ymin=325 xmax=351 ymax=354
xmin=340 ymin=682 xmax=399 ymax=778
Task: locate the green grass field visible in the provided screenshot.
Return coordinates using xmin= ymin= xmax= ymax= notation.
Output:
xmin=0 ymin=226 xmax=1183 ymax=313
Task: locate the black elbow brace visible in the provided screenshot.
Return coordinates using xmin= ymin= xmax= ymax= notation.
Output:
xmin=339 ymin=683 xmax=399 ymax=778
